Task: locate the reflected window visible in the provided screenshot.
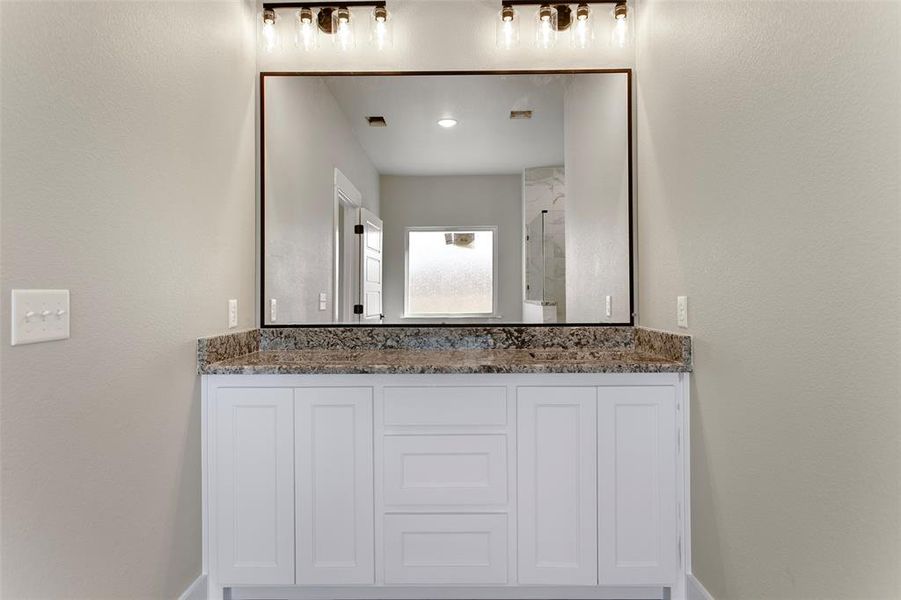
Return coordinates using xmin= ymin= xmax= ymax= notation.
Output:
xmin=405 ymin=227 xmax=497 ymax=317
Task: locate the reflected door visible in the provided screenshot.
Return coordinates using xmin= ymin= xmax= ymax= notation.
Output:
xmin=359 ymin=208 xmax=383 ymax=322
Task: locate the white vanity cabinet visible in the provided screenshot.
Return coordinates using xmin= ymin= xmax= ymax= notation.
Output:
xmin=203 ymin=373 xmax=689 ymax=600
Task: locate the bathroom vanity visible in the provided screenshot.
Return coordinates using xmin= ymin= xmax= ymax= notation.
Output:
xmin=206 ymin=68 xmax=694 ymax=599
xmin=198 ymin=327 xmax=692 ymax=600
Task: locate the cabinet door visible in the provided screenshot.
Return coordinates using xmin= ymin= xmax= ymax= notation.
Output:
xmin=517 ymin=387 xmax=597 ymax=585
xmin=295 ymin=388 xmax=374 ymax=584
xmin=598 ymin=386 xmax=677 ymax=584
xmin=215 ymin=387 xmax=295 ymax=585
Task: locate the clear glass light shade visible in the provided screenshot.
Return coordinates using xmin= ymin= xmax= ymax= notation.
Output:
xmin=535 ymin=5 xmax=557 ymax=49
xmin=571 ymin=5 xmax=594 ymax=48
xmin=295 ymin=9 xmax=318 ymax=51
xmin=259 ymin=9 xmax=279 ymax=54
xmin=610 ymin=3 xmax=630 ymax=48
xmin=332 ymin=8 xmax=355 ymax=51
xmin=370 ymin=6 xmax=393 ymax=50
xmin=496 ymin=6 xmax=519 ymax=50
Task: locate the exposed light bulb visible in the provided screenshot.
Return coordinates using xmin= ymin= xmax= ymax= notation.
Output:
xmin=611 ymin=2 xmax=628 ymax=48
xmin=572 ymin=4 xmax=592 ymax=48
xmin=261 ymin=8 xmax=278 ymax=54
xmin=496 ymin=5 xmax=519 ymax=50
xmin=296 ymin=8 xmax=317 ymax=51
xmin=334 ymin=7 xmax=354 ymax=51
xmin=371 ymin=5 xmax=392 ymax=51
xmin=535 ymin=5 xmax=556 ymax=49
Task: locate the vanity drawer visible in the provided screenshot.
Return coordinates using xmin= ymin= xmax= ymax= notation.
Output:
xmin=383 ymin=513 xmax=508 ymax=584
xmin=383 ymin=387 xmax=507 ymax=427
xmin=383 ymin=434 xmax=507 ymax=506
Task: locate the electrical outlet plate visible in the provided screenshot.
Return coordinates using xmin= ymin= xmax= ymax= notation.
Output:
xmin=677 ymin=296 xmax=688 ymax=328
xmin=228 ymin=299 xmax=238 ymax=329
xmin=270 ymin=298 xmax=278 ymax=322
xmin=11 ymin=289 xmax=70 ymax=346
xmin=605 ymin=295 xmax=612 ymax=318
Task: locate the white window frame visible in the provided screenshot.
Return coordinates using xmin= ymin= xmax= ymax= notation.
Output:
xmin=403 ymin=225 xmax=499 ymax=319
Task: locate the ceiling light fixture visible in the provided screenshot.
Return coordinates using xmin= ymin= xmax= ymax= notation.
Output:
xmin=437 ymin=118 xmax=458 ymax=128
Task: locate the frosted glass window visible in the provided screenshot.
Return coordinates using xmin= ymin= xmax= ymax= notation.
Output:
xmin=406 ymin=228 xmax=496 ymax=316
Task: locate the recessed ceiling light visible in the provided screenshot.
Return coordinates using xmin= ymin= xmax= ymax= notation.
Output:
xmin=437 ymin=118 xmax=458 ymax=128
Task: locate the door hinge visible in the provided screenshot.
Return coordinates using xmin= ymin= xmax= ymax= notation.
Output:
xmin=354 ymin=224 xmax=364 ymax=234
xmin=353 ymin=304 xmax=364 ymax=315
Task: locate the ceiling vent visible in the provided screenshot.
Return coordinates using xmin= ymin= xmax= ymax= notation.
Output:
xmin=509 ymin=110 xmax=533 ymax=120
xmin=366 ymin=116 xmax=387 ymax=127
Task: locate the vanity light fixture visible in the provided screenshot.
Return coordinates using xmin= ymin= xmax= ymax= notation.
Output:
xmin=261 ymin=2 xmax=389 ymax=53
xmin=296 ymin=7 xmax=318 ymax=51
xmin=572 ymin=3 xmax=593 ymax=48
xmin=497 ymin=1 xmax=629 ymax=50
xmin=371 ymin=5 xmax=392 ymax=50
xmin=437 ymin=118 xmax=458 ymax=128
xmin=535 ymin=4 xmax=558 ymax=49
xmin=496 ymin=5 xmax=520 ymax=50
xmin=332 ymin=7 xmax=355 ymax=50
xmin=611 ymin=1 xmax=628 ymax=48
xmin=260 ymin=8 xmax=279 ymax=53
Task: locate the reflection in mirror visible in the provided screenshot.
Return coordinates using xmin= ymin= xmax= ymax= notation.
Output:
xmin=262 ymin=72 xmax=632 ymax=326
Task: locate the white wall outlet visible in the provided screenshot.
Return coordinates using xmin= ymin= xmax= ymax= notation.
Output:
xmin=270 ymin=298 xmax=278 ymax=322
xmin=319 ymin=292 xmax=327 ymax=311
xmin=228 ymin=299 xmax=238 ymax=329
xmin=677 ymin=295 xmax=688 ymax=328
xmin=11 ymin=289 xmax=70 ymax=346
xmin=605 ymin=295 xmax=613 ymax=318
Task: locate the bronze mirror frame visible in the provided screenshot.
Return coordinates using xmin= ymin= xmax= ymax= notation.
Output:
xmin=259 ymin=69 xmax=634 ymax=328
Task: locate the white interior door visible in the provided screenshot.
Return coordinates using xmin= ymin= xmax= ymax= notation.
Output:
xmin=359 ymin=207 xmax=383 ymax=322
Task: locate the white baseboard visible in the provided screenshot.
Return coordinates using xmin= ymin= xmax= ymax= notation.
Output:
xmin=178 ymin=574 xmax=207 ymax=600
xmin=687 ymin=573 xmax=715 ymax=600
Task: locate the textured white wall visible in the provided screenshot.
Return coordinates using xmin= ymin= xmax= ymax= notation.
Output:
xmin=636 ymin=1 xmax=901 ymax=598
xmin=380 ymin=175 xmax=523 ymax=323
xmin=264 ymin=76 xmax=380 ymax=323
xmin=0 ymin=2 xmax=257 ymax=598
xmin=564 ymin=73 xmax=630 ymax=323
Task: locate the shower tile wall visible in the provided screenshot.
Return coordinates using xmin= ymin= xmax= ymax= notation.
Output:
xmin=523 ymin=166 xmax=566 ymax=322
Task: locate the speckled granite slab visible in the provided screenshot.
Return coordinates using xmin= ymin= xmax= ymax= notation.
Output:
xmin=198 ymin=326 xmax=690 ymax=375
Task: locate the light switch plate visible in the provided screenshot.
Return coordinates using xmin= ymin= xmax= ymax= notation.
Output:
xmin=319 ymin=292 xmax=327 ymax=311
xmin=11 ymin=289 xmax=70 ymax=346
xmin=228 ymin=299 xmax=238 ymax=329
xmin=677 ymin=295 xmax=688 ymax=328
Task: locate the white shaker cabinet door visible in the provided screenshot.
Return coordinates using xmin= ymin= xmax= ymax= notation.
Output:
xmin=215 ymin=387 xmax=295 ymax=585
xmin=295 ymin=388 xmax=374 ymax=584
xmin=517 ymin=387 xmax=598 ymax=585
xmin=597 ymin=386 xmax=677 ymax=585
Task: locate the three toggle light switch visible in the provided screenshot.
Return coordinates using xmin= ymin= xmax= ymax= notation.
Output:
xmin=10 ymin=289 xmax=71 ymax=346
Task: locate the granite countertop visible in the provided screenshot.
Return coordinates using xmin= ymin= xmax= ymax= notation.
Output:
xmin=197 ymin=326 xmax=691 ymax=375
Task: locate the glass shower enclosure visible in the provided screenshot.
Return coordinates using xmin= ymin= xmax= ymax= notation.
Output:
xmin=525 ymin=209 xmax=565 ymax=321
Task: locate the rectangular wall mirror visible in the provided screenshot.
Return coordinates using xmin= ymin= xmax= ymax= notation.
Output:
xmin=261 ymin=70 xmax=633 ymax=326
